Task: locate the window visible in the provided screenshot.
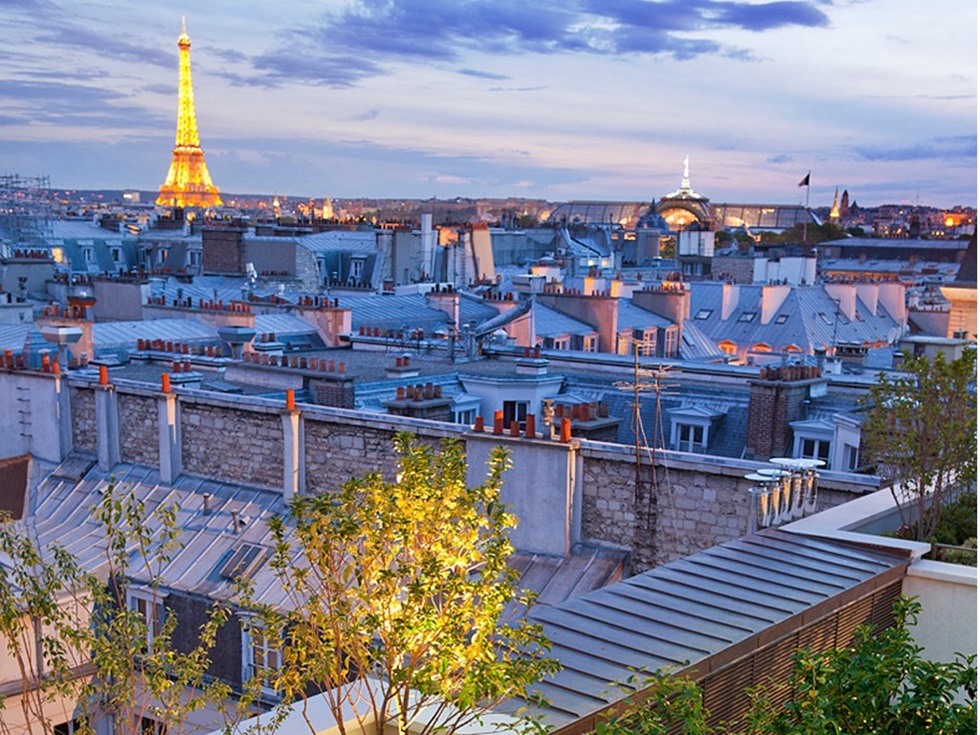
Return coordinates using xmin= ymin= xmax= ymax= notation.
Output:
xmin=693 ymin=309 xmax=713 ymax=320
xmin=844 ymin=444 xmax=860 ymax=471
xmin=817 ymin=312 xmax=834 ymax=325
xmin=502 ymin=400 xmax=528 ymax=430
xmin=552 ymin=337 xmax=569 ymax=350
xmin=800 ymin=438 xmax=830 ymax=464
xmin=54 ymin=721 xmax=81 ymax=735
xmin=663 ymin=327 xmax=678 ymax=358
xmin=243 ymin=624 xmax=282 ymax=698
xmin=111 ymin=248 xmax=120 ymax=262
xmin=351 ymin=258 xmax=365 ymax=280
xmin=737 ymin=312 xmax=756 ymax=323
xmin=138 ymin=718 xmax=167 ymax=735
xmin=582 ymin=335 xmax=598 ymax=353
xmin=719 ymin=341 xmax=737 ymax=355
xmin=751 ymin=342 xmax=773 ymax=353
xmin=127 ymin=589 xmax=164 ymax=645
xmin=455 ymin=408 xmax=476 ymax=426
xmin=774 ymin=314 xmax=789 ymax=325
xmin=675 ymin=424 xmax=705 ymax=453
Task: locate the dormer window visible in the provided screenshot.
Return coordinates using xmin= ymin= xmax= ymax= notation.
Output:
xmin=668 ymin=406 xmax=724 ymax=455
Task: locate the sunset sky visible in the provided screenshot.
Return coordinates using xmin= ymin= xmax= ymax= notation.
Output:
xmin=1 ymin=0 xmax=975 ymax=207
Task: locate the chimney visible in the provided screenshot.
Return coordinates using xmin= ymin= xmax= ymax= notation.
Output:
xmin=631 ymin=283 xmax=691 ymax=329
xmin=745 ymin=366 xmax=826 ymax=460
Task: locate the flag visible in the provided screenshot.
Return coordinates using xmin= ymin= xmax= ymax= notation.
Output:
xmin=798 ymin=173 xmax=810 ymax=187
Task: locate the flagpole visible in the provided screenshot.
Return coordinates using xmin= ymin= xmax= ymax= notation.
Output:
xmin=800 ymin=171 xmax=811 ymax=247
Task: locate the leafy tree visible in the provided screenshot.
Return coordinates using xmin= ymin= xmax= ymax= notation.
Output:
xmin=0 ymin=481 xmax=233 ymax=735
xmin=860 ymin=348 xmax=977 ymax=541
xmin=247 ymin=432 xmax=557 ymax=735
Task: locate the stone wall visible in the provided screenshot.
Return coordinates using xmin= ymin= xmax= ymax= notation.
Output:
xmin=303 ymin=418 xmax=399 ymax=493
xmin=580 ymin=444 xmax=872 ymax=572
xmin=118 ymin=392 xmax=159 ymax=467
xmin=181 ymin=402 xmax=283 ymax=490
xmin=70 ymin=387 xmax=96 ymax=452
xmin=62 ymin=379 xmax=878 ymax=571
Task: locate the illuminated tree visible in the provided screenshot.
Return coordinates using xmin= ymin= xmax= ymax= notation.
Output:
xmin=0 ymin=482 xmax=233 ymax=735
xmin=860 ymin=348 xmax=977 ymax=541
xmin=251 ymin=432 xmax=557 ymax=735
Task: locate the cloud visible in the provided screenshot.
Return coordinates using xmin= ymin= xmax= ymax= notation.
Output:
xmin=243 ymin=0 xmax=833 ymax=87
xmin=458 ymin=68 xmax=509 ymax=80
xmin=0 ymin=80 xmax=168 ymax=130
xmin=854 ymin=135 xmax=977 ymax=162
xmin=351 ymin=109 xmax=380 ymax=122
xmin=767 ymin=154 xmax=793 ymax=163
xmin=34 ymin=24 xmax=173 ymax=68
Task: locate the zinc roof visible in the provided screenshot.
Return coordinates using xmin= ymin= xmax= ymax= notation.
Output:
xmin=520 ymin=529 xmax=907 ymax=729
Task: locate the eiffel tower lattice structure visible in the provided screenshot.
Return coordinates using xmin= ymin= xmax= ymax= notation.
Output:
xmin=156 ymin=18 xmax=222 ymax=208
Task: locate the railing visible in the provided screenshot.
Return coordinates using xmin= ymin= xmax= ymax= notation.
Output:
xmin=930 ymin=543 xmax=978 ymax=565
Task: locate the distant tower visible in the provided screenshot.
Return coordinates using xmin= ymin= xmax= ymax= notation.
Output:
xmin=156 ymin=18 xmax=222 ymax=208
xmin=829 ymin=187 xmax=840 ymax=220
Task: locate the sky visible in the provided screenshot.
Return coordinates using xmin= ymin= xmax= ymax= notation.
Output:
xmin=0 ymin=0 xmax=975 ymax=208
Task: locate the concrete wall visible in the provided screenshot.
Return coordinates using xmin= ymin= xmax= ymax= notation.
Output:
xmin=903 ymin=561 xmax=977 ymax=666
xmin=0 ymin=370 xmax=71 ymax=462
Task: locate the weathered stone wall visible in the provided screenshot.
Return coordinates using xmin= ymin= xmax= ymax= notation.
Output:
xmin=181 ymin=402 xmax=283 ymax=490
xmin=70 ymin=386 xmax=96 ymax=451
xmin=118 ymin=392 xmax=159 ymax=466
xmin=580 ymin=444 xmax=875 ymax=573
xmin=301 ymin=413 xmax=448 ymax=494
xmin=61 ymin=379 xmax=877 ymax=572
xmin=303 ymin=418 xmax=399 ymax=493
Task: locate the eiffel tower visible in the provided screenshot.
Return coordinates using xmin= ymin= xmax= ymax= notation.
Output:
xmin=156 ymin=18 xmax=222 ymax=208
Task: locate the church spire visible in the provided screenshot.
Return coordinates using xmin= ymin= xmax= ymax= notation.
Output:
xmin=157 ymin=19 xmax=222 ymax=208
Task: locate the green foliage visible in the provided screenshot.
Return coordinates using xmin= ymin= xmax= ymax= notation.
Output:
xmin=930 ymin=491 xmax=977 ymax=547
xmin=591 ymin=598 xmax=976 ymax=735
xmin=859 ymin=348 xmax=977 ymax=540
xmin=0 ymin=481 xmax=233 ymax=735
xmin=593 ymin=668 xmax=711 ymax=735
xmin=245 ymin=432 xmax=558 ymax=735
xmin=744 ymin=597 xmax=976 ymax=735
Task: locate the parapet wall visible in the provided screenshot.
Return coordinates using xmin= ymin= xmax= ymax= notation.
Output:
xmin=50 ymin=376 xmax=877 ymax=571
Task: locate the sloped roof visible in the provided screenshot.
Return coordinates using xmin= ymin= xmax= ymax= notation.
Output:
xmin=297 ymin=230 xmax=378 ymax=255
xmin=518 ymin=529 xmax=908 ymax=730
xmin=93 ymin=318 xmax=219 ymax=350
xmin=689 ymin=283 xmax=902 ymax=353
xmin=616 ymin=300 xmax=673 ymax=331
xmin=532 ymin=302 xmax=596 ymax=338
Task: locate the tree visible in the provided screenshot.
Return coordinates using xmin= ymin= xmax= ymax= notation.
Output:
xmin=247 ymin=432 xmax=557 ymax=735
xmin=859 ymin=348 xmax=977 ymax=541
xmin=592 ymin=598 xmax=976 ymax=735
xmin=0 ymin=481 xmax=233 ymax=735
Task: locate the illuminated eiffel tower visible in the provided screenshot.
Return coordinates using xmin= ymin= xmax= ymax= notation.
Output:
xmin=156 ymin=18 xmax=222 ymax=208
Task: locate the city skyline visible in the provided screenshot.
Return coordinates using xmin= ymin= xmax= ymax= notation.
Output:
xmin=1 ymin=1 xmax=975 ymax=208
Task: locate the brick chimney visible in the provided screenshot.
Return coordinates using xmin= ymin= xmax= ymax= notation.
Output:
xmin=745 ymin=364 xmax=826 ymax=460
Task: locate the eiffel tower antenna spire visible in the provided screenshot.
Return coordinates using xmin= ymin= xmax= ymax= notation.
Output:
xmin=156 ymin=18 xmax=222 ymax=208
